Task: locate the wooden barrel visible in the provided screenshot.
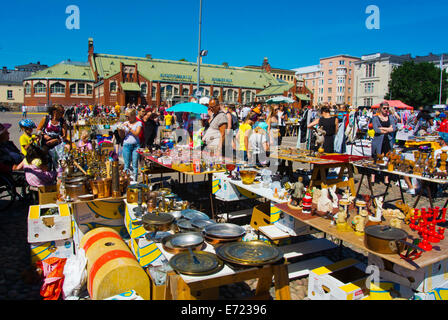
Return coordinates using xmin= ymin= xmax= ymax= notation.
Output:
xmin=80 ymin=227 xmax=150 ymax=300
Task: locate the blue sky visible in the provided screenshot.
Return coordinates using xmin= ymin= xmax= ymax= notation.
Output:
xmin=1 ymin=0 xmax=447 ymax=70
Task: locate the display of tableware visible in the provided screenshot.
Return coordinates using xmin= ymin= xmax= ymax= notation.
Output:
xmin=215 ymin=240 xmax=283 ymax=267
xmin=190 ymin=218 xmax=216 ymax=231
xmin=203 ymin=223 xmax=246 ymax=239
xmin=181 ymin=209 xmax=210 ymax=220
xmin=169 ymin=251 xmax=224 ymax=276
xmin=239 ymin=170 xmax=258 ymax=185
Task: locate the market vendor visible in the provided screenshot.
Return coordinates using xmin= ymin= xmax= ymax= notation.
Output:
xmin=118 ymin=108 xmax=143 ymax=183
xmin=202 ymin=98 xmax=228 ymax=156
xmin=36 ymin=104 xmax=67 ymax=151
xmin=307 ymin=106 xmax=338 ymax=153
xmin=371 ymin=102 xmax=397 ymax=184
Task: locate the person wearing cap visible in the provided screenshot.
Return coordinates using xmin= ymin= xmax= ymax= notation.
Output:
xmin=19 ymin=119 xmax=38 ymax=156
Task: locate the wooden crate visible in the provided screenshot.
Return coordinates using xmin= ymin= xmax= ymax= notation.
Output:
xmin=38 ymin=184 xmax=59 ymax=204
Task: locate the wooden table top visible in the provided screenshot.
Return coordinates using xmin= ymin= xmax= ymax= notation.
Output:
xmin=142 ymin=154 xmax=225 ymax=176
xmin=276 ymin=203 xmax=448 ymax=271
xmin=353 ymin=162 xmax=448 ymax=185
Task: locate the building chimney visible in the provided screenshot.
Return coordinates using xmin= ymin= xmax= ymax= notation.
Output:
xmin=88 ymin=38 xmax=94 ymax=56
xmin=2 ymin=67 xmax=7 ymax=74
xmin=146 ymin=54 xmax=152 ymax=60
xmin=37 ymin=61 xmax=40 ymax=65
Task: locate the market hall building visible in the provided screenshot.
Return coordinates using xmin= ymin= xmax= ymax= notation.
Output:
xmin=23 ymin=38 xmax=312 ymax=108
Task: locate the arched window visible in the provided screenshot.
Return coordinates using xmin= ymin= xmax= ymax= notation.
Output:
xmin=173 ymin=86 xmax=179 ymax=95
xmin=160 ymin=87 xmax=166 ymax=100
xmin=77 ymin=83 xmax=85 ymax=94
xmin=110 ymin=81 xmax=117 ymax=92
xmin=25 ymin=83 xmax=31 ymax=95
xmin=141 ymin=83 xmax=147 ymax=95
xmin=34 ymin=82 xmax=46 ymax=94
xmin=226 ymin=89 xmax=234 ymax=102
xmin=70 ymin=84 xmax=76 ymax=94
xmin=204 ymin=88 xmax=210 ymax=96
xmin=166 ymin=85 xmax=173 ymax=99
xmin=213 ymin=90 xmax=220 ymax=98
xmin=50 ymin=82 xmax=65 ymax=94
xmin=182 ymin=88 xmax=189 ymax=96
xmin=152 ymin=86 xmax=157 ymax=99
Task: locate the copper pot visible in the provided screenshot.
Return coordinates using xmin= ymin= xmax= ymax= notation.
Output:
xmin=65 ymin=183 xmax=87 ymax=200
xmin=364 ymin=225 xmax=408 ymax=254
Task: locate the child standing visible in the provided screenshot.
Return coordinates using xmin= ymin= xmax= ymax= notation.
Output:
xmin=19 ymin=119 xmax=37 ymax=156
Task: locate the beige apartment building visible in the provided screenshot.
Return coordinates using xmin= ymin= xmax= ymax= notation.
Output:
xmin=293 ymin=65 xmax=321 ymax=106
xmin=293 ymin=55 xmax=360 ymax=106
xmin=354 ymin=52 xmax=448 ymax=107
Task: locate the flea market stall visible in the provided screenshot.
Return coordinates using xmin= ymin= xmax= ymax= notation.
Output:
xmin=26 ymin=133 xmax=448 ymax=301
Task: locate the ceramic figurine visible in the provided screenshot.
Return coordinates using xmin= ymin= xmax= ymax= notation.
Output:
xmin=313 ymin=126 xmax=326 ymax=153
xmin=335 ymin=206 xmax=351 ymax=232
xmin=302 ymin=189 xmax=313 ymax=214
xmin=317 ymin=183 xmax=334 ymax=214
xmin=342 ymin=188 xmax=355 ymax=205
xmin=352 ymin=209 xmax=368 ymax=236
xmin=290 ymin=176 xmax=305 ymax=206
xmin=368 ymin=197 xmax=383 ymax=223
xmin=327 ymin=185 xmax=339 ymax=209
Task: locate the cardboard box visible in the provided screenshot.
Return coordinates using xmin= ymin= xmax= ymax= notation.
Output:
xmin=27 ymin=203 xmax=72 ymax=243
xmin=413 ymin=286 xmax=448 ymax=300
xmin=368 ymin=253 xmax=448 ymax=292
xmin=274 ymin=213 xmax=313 ymax=236
xmin=38 ymin=184 xmax=59 ymax=204
xmin=72 ymin=199 xmax=125 ymax=223
xmin=104 ymin=290 xmax=144 ymax=300
xmin=30 ymin=238 xmax=75 ymax=264
xmin=212 ymin=174 xmax=257 ymax=202
xmin=124 ymin=202 xmax=146 ymax=239
xmin=129 ymin=237 xmax=166 ymax=268
xmin=308 ymin=258 xmax=369 ymax=300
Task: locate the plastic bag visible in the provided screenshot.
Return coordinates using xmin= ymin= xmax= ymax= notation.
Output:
xmin=62 ymin=248 xmax=87 ymax=300
xmin=36 ymin=257 xmax=67 ymax=300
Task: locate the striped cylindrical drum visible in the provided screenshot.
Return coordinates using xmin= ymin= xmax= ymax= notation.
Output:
xmin=80 ymin=227 xmax=150 ymax=300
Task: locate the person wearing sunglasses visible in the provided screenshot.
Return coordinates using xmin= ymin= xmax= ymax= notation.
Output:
xmin=371 ymin=102 xmax=397 ymax=184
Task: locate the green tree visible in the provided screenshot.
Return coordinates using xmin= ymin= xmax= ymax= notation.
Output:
xmin=385 ymin=61 xmax=448 ymax=107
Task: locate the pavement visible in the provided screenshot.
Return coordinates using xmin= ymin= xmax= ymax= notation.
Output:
xmin=0 ymin=112 xmax=446 ymax=300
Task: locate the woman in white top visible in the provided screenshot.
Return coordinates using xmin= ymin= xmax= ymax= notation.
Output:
xmin=118 ymin=108 xmax=143 ymax=182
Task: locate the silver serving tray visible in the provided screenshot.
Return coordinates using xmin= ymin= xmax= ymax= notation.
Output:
xmin=170 ymin=232 xmax=204 ymax=249
xmin=204 ymin=223 xmax=246 ymax=239
xmin=191 ymin=218 xmax=216 ymax=230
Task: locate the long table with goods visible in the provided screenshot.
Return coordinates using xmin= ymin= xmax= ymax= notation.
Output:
xmin=270 ymin=149 xmax=365 ymax=196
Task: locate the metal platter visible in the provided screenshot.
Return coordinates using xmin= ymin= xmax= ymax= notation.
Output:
xmin=181 ymin=209 xmax=210 ymax=220
xmin=176 ymin=218 xmax=198 ymax=232
xmin=216 ymin=241 xmax=283 ymax=267
xmin=161 ymin=233 xmax=205 ymax=254
xmin=191 ymin=218 xmax=216 ymax=230
xmin=169 ymin=251 xmax=224 ymax=276
xmin=170 ymin=232 xmax=204 ymax=249
xmin=204 ymin=223 xmax=246 ymax=239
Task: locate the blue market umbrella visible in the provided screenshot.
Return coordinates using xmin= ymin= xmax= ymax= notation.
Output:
xmin=266 ymin=96 xmax=295 ymax=104
xmin=166 ymin=102 xmax=208 ymax=114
